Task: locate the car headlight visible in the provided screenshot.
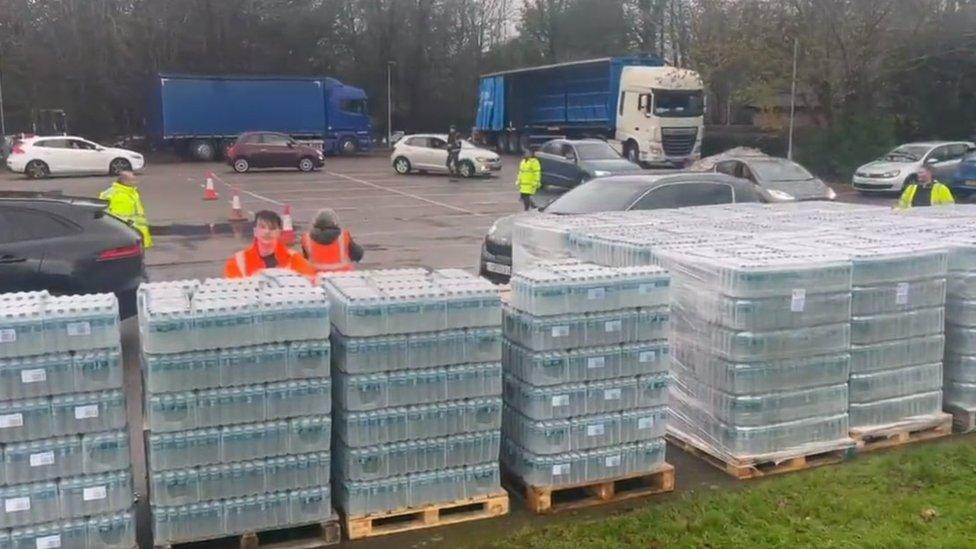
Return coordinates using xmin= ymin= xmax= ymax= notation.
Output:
xmin=881 ymin=170 xmax=900 ymax=178
xmin=826 ymin=187 xmax=837 ymax=200
xmin=475 ymin=156 xmax=493 ymax=162
xmin=767 ymin=189 xmax=796 ymax=201
xmin=593 ymin=170 xmax=611 ymax=177
xmin=487 ymin=223 xmax=498 ymax=237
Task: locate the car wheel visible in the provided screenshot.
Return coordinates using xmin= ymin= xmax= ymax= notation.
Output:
xmin=25 ymin=160 xmax=49 ymax=179
xmin=393 ymin=157 xmax=412 ymax=174
xmin=339 ymin=138 xmax=358 ymax=156
xmin=189 ymin=139 xmax=215 ymax=161
xmin=624 ymin=141 xmax=640 ymax=164
xmin=109 ymin=158 xmax=131 ymax=176
xmin=233 ymin=158 xmax=250 ymax=173
xmin=298 ymin=157 xmax=315 ymax=172
xmin=458 ymin=161 xmax=475 ymax=178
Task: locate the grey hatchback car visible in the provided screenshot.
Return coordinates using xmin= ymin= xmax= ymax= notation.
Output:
xmin=535 ymin=139 xmax=643 ymax=188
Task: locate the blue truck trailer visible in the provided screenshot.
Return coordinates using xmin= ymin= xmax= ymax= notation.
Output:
xmin=475 ymin=56 xmax=705 ymax=166
xmin=149 ymin=74 xmax=372 ymax=160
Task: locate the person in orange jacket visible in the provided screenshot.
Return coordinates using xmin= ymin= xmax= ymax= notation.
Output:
xmin=224 ymin=210 xmax=316 ymax=278
xmin=301 ymin=208 xmax=364 ymax=272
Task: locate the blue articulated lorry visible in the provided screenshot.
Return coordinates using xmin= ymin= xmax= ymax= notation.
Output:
xmin=149 ymin=74 xmax=372 ymax=160
xmin=475 ymin=56 xmax=705 ymax=166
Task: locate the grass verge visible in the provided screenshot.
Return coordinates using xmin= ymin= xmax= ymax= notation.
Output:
xmin=487 ymin=436 xmax=976 ymax=548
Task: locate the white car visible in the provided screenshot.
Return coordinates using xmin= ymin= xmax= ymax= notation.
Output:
xmin=853 ymin=141 xmax=974 ymax=193
xmin=391 ymin=134 xmax=501 ymax=178
xmin=5 ymin=136 xmax=146 ymax=179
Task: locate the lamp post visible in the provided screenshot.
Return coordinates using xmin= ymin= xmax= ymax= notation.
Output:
xmin=787 ymin=38 xmax=799 ymax=161
xmin=387 ymin=61 xmax=397 ymax=147
xmin=0 ymin=69 xmax=6 ymax=136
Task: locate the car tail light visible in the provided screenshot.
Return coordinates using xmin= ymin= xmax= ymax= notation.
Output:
xmin=97 ymin=244 xmax=142 ymax=261
xmin=11 ymin=143 xmax=24 ymax=154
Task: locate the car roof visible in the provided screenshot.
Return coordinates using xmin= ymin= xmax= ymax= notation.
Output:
xmin=0 ymin=191 xmax=107 ymax=209
xmin=21 ymin=135 xmax=87 ymax=143
xmin=898 ymin=141 xmax=975 ymax=148
xmin=586 ymin=171 xmax=757 ymax=192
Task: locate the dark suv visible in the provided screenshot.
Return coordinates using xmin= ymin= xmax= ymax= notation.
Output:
xmin=226 ymin=132 xmax=325 ymax=173
xmin=0 ymin=192 xmax=147 ymax=316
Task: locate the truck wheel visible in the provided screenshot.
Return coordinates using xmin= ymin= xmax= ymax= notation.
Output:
xmin=519 ymin=135 xmax=531 ymax=154
xmin=109 ymin=158 xmax=131 ymax=175
xmin=458 ymin=161 xmax=475 ymax=178
xmin=339 ymin=138 xmax=358 ymax=156
xmin=393 ymin=157 xmax=412 ymax=175
xmin=624 ymin=141 xmax=640 ymax=164
xmin=497 ymin=134 xmax=509 ymax=154
xmin=298 ymin=157 xmax=316 ymax=172
xmin=233 ymin=158 xmax=250 ymax=173
xmin=190 ymin=139 xmax=215 ymax=161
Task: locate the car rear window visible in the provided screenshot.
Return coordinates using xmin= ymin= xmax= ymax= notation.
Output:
xmin=0 ymin=207 xmax=80 ymax=243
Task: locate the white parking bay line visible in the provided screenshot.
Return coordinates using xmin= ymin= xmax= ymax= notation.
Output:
xmin=326 ymin=171 xmax=484 ymax=216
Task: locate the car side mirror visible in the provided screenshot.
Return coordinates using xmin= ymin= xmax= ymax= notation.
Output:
xmin=287 ymin=142 xmax=295 ymax=148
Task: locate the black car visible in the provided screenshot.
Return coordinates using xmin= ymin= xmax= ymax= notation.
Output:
xmin=479 ymin=173 xmax=766 ymax=283
xmin=0 ymin=192 xmax=147 ymax=316
xmin=535 ymin=139 xmax=643 ymax=188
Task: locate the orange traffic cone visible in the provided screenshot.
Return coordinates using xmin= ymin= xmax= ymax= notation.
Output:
xmin=281 ymin=204 xmax=295 ymax=245
xmin=230 ymin=193 xmax=245 ymax=221
xmin=203 ymin=172 xmax=219 ymax=200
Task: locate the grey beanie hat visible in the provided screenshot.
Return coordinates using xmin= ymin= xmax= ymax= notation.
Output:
xmin=313 ymin=208 xmax=339 ymax=228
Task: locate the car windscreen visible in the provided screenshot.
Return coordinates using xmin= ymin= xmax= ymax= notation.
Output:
xmin=544 ymin=180 xmax=645 ymax=214
xmin=749 ymin=159 xmax=814 ymax=181
xmin=574 ymin=143 xmax=621 ymax=160
xmin=884 ymin=145 xmax=929 ymax=162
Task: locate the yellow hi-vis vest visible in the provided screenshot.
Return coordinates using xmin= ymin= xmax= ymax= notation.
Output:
xmin=517 ymin=158 xmax=542 ymax=195
xmin=100 ymin=182 xmax=153 ymax=248
xmin=895 ymin=182 xmax=955 ymax=210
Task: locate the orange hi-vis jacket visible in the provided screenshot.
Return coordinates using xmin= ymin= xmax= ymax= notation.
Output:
xmin=224 ymin=240 xmax=316 ymax=278
xmin=302 ymin=230 xmax=354 ymax=272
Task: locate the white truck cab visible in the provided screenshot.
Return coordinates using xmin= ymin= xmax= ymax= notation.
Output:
xmin=613 ymin=66 xmax=705 ymax=167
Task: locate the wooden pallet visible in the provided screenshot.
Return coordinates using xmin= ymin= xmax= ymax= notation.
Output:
xmin=154 ymin=518 xmax=340 ymax=549
xmin=850 ymin=413 xmax=953 ymax=452
xmin=503 ymin=463 xmax=674 ymax=514
xmin=668 ymin=430 xmax=855 ymax=480
xmin=945 ymin=405 xmax=976 ymax=434
xmin=342 ymin=492 xmax=509 ymax=540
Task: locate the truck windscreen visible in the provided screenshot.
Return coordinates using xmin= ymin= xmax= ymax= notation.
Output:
xmin=652 ymin=90 xmax=704 ymax=118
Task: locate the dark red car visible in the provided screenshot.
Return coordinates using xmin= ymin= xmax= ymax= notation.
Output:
xmin=226 ymin=132 xmax=325 ymax=173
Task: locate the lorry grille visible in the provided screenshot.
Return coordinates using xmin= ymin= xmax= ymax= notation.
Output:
xmin=661 ymin=127 xmax=697 ymax=157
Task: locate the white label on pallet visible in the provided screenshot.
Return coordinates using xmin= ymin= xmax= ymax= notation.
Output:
xmin=587 ymin=423 xmax=605 ymax=436
xmin=74 ymin=405 xmax=99 ymax=420
xmin=604 ymin=320 xmax=622 ymax=333
xmin=4 ymin=497 xmax=30 ymax=513
xmin=66 ymin=321 xmax=91 ymax=337
xmin=551 ymin=326 xmax=570 ymax=338
xmin=0 ymin=413 xmax=23 ymax=428
xmin=896 ymin=282 xmax=910 ymax=305
xmin=36 ymin=535 xmax=61 ymax=549
xmin=20 ymin=369 xmax=46 ymax=384
xmin=0 ymin=329 xmax=15 ymax=343
xmin=83 ymin=486 xmax=107 ymax=501
xmin=587 ymin=287 xmax=606 ymax=300
xmin=791 ymin=289 xmax=806 ymax=312
xmin=29 ymin=451 xmax=54 ymax=467
xmin=638 ymin=416 xmax=655 ymax=430
xmin=604 ymin=388 xmax=621 ymax=400
xmin=587 ymin=356 xmax=605 ymax=369
xmin=605 ymin=455 xmax=621 ymax=468
xmin=639 ymin=351 xmax=656 ymax=363
xmin=551 ymin=464 xmax=570 ymax=476
xmin=551 ymin=395 xmax=569 ymax=407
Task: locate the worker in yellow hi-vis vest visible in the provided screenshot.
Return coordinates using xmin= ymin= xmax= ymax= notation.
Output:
xmin=100 ymin=171 xmax=153 ymax=248
xmin=517 ymin=148 xmax=542 ymax=211
xmin=895 ymin=167 xmax=955 ymax=209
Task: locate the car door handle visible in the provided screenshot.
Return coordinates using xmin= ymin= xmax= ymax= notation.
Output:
xmin=0 ymin=255 xmax=26 ymax=264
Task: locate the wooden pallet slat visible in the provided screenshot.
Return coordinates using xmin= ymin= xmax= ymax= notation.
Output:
xmin=342 ymin=492 xmax=509 ymax=540
xmin=155 ymin=518 xmax=340 ymax=549
xmin=850 ymin=412 xmax=953 ymax=452
xmin=667 ymin=430 xmax=856 ymax=480
xmin=944 ymin=405 xmax=976 ymax=434
xmin=503 ymin=463 xmax=675 ymax=514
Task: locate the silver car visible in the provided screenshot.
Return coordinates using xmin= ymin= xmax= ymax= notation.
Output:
xmin=390 ymin=134 xmax=502 ymax=178
xmin=853 ymin=141 xmax=975 ymax=193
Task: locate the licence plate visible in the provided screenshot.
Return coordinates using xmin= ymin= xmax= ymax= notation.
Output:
xmin=485 ymin=262 xmax=511 ymax=275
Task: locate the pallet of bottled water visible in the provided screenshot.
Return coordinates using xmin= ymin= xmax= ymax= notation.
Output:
xmin=501 ymin=261 xmax=673 ymax=499
xmin=139 ymin=273 xmax=336 ymax=545
xmin=325 ymin=268 xmax=507 ymax=529
xmin=653 ymin=241 xmax=858 ymax=465
xmin=0 ymin=291 xmax=136 ymax=548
